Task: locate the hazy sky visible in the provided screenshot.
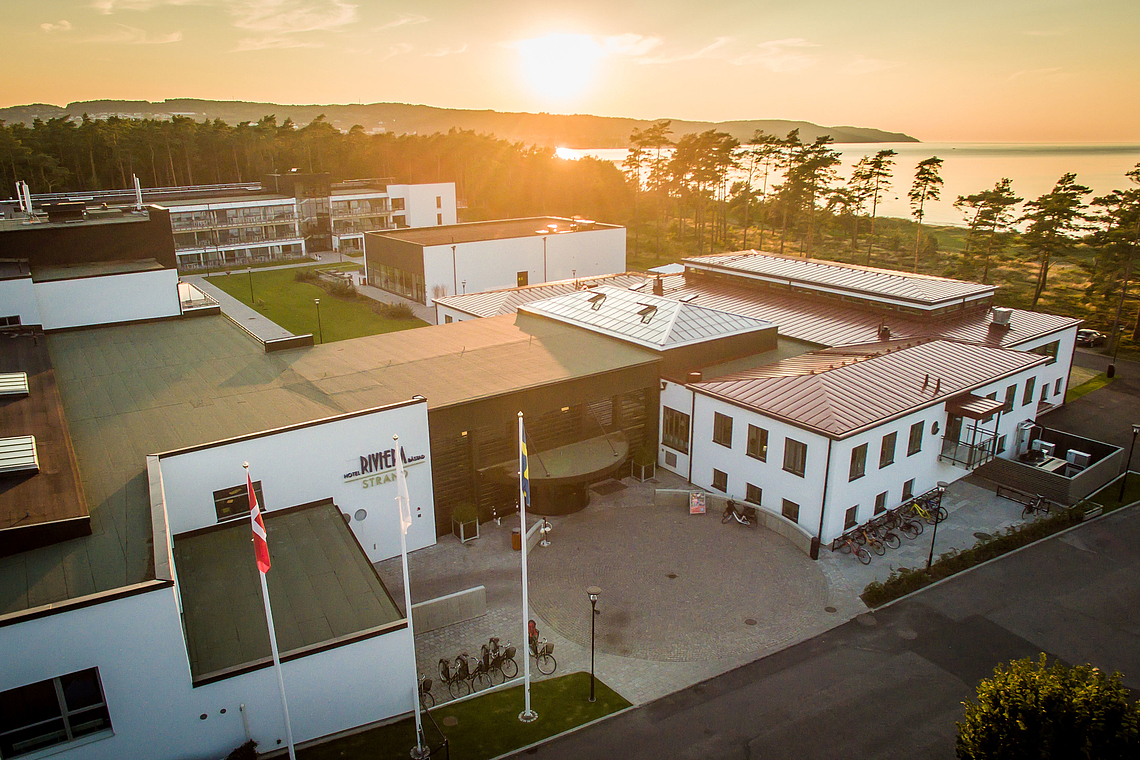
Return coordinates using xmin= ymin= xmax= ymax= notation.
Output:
xmin=5 ymin=0 xmax=1138 ymax=142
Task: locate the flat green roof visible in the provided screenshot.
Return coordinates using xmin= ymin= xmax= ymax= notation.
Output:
xmin=173 ymin=502 xmax=401 ymax=682
xmin=0 ymin=313 xmax=658 ymax=618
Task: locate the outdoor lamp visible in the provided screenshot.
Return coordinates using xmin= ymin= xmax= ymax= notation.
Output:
xmin=587 ymin=586 xmax=602 ymax=702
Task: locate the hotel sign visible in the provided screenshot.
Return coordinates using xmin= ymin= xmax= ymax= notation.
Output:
xmin=343 ymin=445 xmax=426 ymax=489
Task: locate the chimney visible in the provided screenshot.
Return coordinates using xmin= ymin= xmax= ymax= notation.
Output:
xmin=991 ymin=307 xmax=1012 ymax=328
xmin=687 ymin=371 xmax=702 ymax=384
xmin=878 ymin=324 xmax=891 ymax=341
xmin=652 ymin=276 xmax=664 ymax=296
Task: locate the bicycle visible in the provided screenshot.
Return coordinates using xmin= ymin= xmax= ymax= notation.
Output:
xmin=419 ymin=674 xmax=434 ymax=708
xmin=834 ymin=534 xmax=871 ymax=565
xmin=485 ymin=637 xmax=518 ymax=682
xmin=439 ymin=656 xmax=470 ymax=699
xmin=529 ymin=636 xmax=557 ymax=675
xmin=1021 ymin=494 xmax=1051 ymax=519
xmin=462 ymin=651 xmax=493 ymax=692
xmin=910 ymin=498 xmax=947 ymax=525
xmin=853 ymin=526 xmax=886 ymax=556
xmin=868 ymin=516 xmax=902 ymax=549
xmin=722 ymin=499 xmax=756 ymax=527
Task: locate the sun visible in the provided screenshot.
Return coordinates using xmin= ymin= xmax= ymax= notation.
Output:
xmin=515 ymin=33 xmax=603 ymax=102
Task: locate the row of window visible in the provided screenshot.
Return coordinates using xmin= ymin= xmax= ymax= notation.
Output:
xmin=844 ymin=479 xmax=919 ymax=530
xmin=710 ymin=412 xmax=810 ymax=476
xmin=708 ymin=468 xmax=801 ymax=524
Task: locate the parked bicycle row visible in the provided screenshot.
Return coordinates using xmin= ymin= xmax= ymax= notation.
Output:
xmin=830 ymin=488 xmax=947 ymax=565
xmin=420 ymin=630 xmax=558 ymax=705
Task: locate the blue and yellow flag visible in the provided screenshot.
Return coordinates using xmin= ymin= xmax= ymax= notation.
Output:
xmin=520 ymin=420 xmax=531 ymax=508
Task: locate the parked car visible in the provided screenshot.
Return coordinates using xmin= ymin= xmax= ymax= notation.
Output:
xmin=1076 ymin=329 xmax=1107 ymax=347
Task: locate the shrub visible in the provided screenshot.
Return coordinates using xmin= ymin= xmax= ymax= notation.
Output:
xmin=294 ymin=268 xmax=317 ymax=283
xmin=326 ymin=279 xmax=356 ymax=298
xmin=224 ymin=740 xmax=258 ymax=760
xmin=957 ymin=655 xmax=1140 ymax=759
xmin=374 ymin=301 xmax=416 ymax=319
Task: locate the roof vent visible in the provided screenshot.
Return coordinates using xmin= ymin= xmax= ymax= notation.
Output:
xmin=991 ymin=307 xmax=1012 ymax=327
xmin=878 ymin=324 xmax=891 ymax=341
xmin=588 ymin=292 xmax=606 ymax=310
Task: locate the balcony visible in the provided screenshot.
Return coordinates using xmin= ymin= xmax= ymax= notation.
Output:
xmin=939 ymin=433 xmax=997 ymax=470
xmin=331 ymin=207 xmax=391 ymax=218
xmin=171 ymin=212 xmax=298 ymax=231
xmin=174 ymin=231 xmax=305 ymax=251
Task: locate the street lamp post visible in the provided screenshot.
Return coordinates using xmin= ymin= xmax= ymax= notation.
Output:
xmin=247 ymin=267 xmax=254 ymax=304
xmin=314 ymin=298 xmax=323 ymax=344
xmin=587 ymin=586 xmax=601 ymax=703
xmin=925 ymin=482 xmax=949 ymax=571
xmin=1119 ymin=423 xmax=1140 ymax=502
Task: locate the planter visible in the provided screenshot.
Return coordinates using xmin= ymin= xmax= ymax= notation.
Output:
xmin=451 ymin=503 xmax=479 ymax=543
xmin=631 ymin=459 xmax=655 ymax=482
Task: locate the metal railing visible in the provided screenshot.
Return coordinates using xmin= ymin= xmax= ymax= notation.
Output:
xmin=939 ymin=433 xmax=997 ymax=470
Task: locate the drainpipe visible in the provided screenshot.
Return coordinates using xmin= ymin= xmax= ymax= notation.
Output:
xmin=687 ymin=388 xmax=696 ymax=484
xmin=815 ymin=438 xmax=835 ymax=554
xmin=452 ymin=245 xmax=457 ymax=296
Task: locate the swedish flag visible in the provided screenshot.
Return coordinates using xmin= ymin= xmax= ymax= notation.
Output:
xmin=520 ymin=420 xmax=531 ymax=508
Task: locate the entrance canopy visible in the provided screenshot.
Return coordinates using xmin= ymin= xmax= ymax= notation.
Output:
xmin=946 ymin=392 xmax=1004 ymax=420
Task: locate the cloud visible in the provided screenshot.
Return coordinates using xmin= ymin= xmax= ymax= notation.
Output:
xmin=603 ymin=33 xmax=662 ymax=57
xmin=41 ymin=20 xmax=73 ymax=33
xmin=732 ymin=38 xmax=819 ymax=71
xmin=376 ymin=13 xmax=427 ymax=31
xmin=380 ymin=43 xmax=413 ymax=60
xmin=635 ymin=37 xmax=731 ymax=65
xmin=90 ymin=0 xmax=195 ymax=12
xmin=424 ymin=44 xmax=467 ymax=57
xmin=1008 ymin=66 xmax=1062 ymax=80
xmin=87 ymin=23 xmax=182 ymax=43
xmin=843 ymin=54 xmax=902 ymax=75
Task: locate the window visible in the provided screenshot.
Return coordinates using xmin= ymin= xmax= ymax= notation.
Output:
xmin=444 ymin=315 xmax=453 ymax=324
xmin=1003 ymin=384 xmax=1017 ymax=413
xmin=713 ymin=413 xmax=733 ymax=448
xmin=1031 ymin=340 xmax=1060 ymax=365
xmin=903 ymin=479 xmax=915 ymax=500
xmin=746 ymin=425 xmax=768 ymax=461
xmin=1055 ymin=378 xmax=1063 ymax=396
xmin=844 ymin=506 xmax=858 ymax=530
xmin=997 ymin=435 xmax=1007 ymax=454
xmin=907 ymin=421 xmax=924 ymax=456
xmin=879 ymin=432 xmax=896 ymax=468
xmin=783 ymin=438 xmax=807 ymax=477
xmin=745 ymin=483 xmax=762 ymax=505
xmin=436 ymin=213 xmax=443 ymax=225
xmin=392 ymin=197 xmax=406 ymax=211
xmin=711 ymin=468 xmax=728 ymax=492
xmin=782 ymin=499 xmax=800 ymax=523
xmin=0 ymin=668 xmax=112 ymax=757
xmin=875 ymin=492 xmax=888 ymax=514
xmin=0 ymin=315 xmax=20 ymax=327
xmin=516 ymin=271 xmax=529 ymax=287
xmin=1040 ymin=384 xmax=1048 ymax=402
xmin=1023 ymin=376 xmax=1036 ymax=406
xmin=662 ymin=407 xmax=690 ymax=454
xmin=436 ymin=195 xmax=442 ymax=209
xmin=849 ymin=443 xmax=868 ymax=481
xmin=214 ymin=481 xmax=264 ymax=522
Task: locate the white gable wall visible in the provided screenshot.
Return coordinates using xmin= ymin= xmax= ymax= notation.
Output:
xmin=0 ymin=276 xmax=40 ymax=326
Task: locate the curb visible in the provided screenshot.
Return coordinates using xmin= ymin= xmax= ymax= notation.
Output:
xmin=488 ymin=703 xmax=637 ymax=760
xmin=868 ymin=495 xmax=1140 ymax=614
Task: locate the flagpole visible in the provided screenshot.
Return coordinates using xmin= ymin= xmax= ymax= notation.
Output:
xmin=244 ymin=463 xmax=296 ymax=760
xmin=393 ymin=435 xmax=426 ymax=758
xmin=518 ymin=412 xmax=537 ymax=723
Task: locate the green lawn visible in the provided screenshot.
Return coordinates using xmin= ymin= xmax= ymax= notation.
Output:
xmin=1085 ymin=473 xmax=1140 ymax=513
xmin=206 ymin=264 xmax=427 ymax=342
xmin=299 ymin=672 xmax=630 ymax=760
xmin=1065 ymin=372 xmax=1115 ymax=403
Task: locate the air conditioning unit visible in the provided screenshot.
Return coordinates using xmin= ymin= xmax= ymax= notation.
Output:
xmin=1031 ymin=440 xmax=1055 ymax=457
xmin=1066 ymin=449 xmax=1091 ymax=468
xmin=1015 ymin=421 xmax=1036 ymax=457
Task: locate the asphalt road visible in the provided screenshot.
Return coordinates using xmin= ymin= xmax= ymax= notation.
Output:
xmin=510 ymin=504 xmax=1140 ymax=760
xmin=1047 ymin=351 xmax=1140 ymax=470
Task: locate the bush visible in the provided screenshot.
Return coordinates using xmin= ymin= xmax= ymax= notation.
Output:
xmin=957 ymin=655 xmax=1140 ymax=759
xmin=373 ymin=301 xmax=416 ymax=319
xmin=224 ymin=740 xmax=257 ymax=760
xmin=294 ymin=268 xmax=317 ymax=283
xmin=326 ymin=279 xmax=356 ymax=298
xmin=861 ymin=507 xmax=1083 ymax=607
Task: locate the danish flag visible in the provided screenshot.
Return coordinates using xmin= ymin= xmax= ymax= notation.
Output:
xmin=248 ymin=471 xmax=270 ymax=574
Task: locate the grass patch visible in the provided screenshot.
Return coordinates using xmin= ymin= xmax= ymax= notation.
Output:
xmin=299 ymin=672 xmax=630 ymax=760
xmin=207 ymin=264 xmax=426 ymax=342
xmin=1066 ymin=372 xmax=1114 ymax=403
xmin=1085 ymin=472 xmax=1140 ymax=513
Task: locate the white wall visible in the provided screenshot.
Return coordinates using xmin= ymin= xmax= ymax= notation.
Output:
xmin=1011 ymin=325 xmax=1078 ymax=407
xmin=158 ymin=400 xmax=436 ymax=563
xmin=0 ymin=276 xmax=40 ymax=326
xmin=433 ymin=304 xmax=476 ymax=324
xmin=388 ymin=183 xmax=457 ymax=228
xmin=35 ymin=269 xmax=181 ymax=330
xmin=658 ymin=381 xmax=694 ymax=479
xmin=421 ymin=227 xmax=626 ymax=300
xmin=0 ymin=586 xmax=415 ymax=760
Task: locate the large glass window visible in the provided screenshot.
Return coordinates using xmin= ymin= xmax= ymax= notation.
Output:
xmin=783 ymin=438 xmax=807 ymax=477
xmin=746 ymin=425 xmax=768 ymax=461
xmin=1031 ymin=340 xmax=1060 ymax=365
xmin=907 ymin=421 xmax=924 ymax=456
xmin=849 ymin=443 xmax=868 ymax=481
xmin=662 ymin=407 xmax=690 ymax=454
xmin=0 ymin=669 xmax=112 ymax=758
xmin=713 ymin=413 xmax=733 ymax=448
xmin=879 ymin=431 xmax=897 ymax=468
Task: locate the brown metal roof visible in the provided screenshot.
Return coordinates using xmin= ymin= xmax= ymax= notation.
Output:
xmin=368 ymin=216 xmax=620 ymax=247
xmin=946 ymin=393 xmax=1005 ymax=420
xmin=660 ymin=276 xmax=1079 ymax=349
xmin=694 ymin=339 xmax=1046 ymax=438
xmin=434 ymin=273 xmax=650 ymax=318
xmin=685 ymin=251 xmax=995 ymax=306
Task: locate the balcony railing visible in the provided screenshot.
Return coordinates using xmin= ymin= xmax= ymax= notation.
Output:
xmin=174 ymin=232 xmax=305 ymax=251
xmin=331 ymin=207 xmax=391 ymax=218
xmin=939 ymin=433 xmax=997 ymax=470
xmin=171 ymin=212 xmax=298 ymax=231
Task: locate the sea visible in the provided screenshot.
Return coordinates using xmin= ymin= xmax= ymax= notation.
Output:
xmin=554 ymin=143 xmax=1140 ymax=227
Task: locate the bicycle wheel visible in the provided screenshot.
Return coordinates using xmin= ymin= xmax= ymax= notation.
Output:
xmin=471 ymin=672 xmax=492 ymax=692
xmin=420 ymin=691 xmax=435 ymax=709
xmin=1021 ymin=503 xmax=1034 ymax=519
xmin=537 ymin=654 xmax=557 ymax=675
xmin=721 ymin=507 xmax=733 ymax=524
xmin=852 ymin=530 xmax=867 ymax=546
xmin=855 ymin=547 xmax=871 ymax=565
xmin=884 ymin=532 xmax=901 ymax=550
xmin=935 ymin=506 xmax=948 ymax=523
xmin=500 ymin=656 xmax=518 ymax=679
xmin=869 ymin=540 xmax=886 ymax=556
xmin=488 ymin=665 xmax=505 ymax=685
xmin=448 ymin=678 xmax=470 ymax=699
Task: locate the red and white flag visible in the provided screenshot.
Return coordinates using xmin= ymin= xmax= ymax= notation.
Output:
xmin=248 ymin=472 xmax=270 ymax=574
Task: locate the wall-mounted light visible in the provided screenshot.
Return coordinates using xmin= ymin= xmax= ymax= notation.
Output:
xmin=931 ymin=421 xmax=940 ymax=435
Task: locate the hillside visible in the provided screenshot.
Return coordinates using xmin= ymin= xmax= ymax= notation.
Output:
xmin=0 ymin=99 xmax=918 ymax=147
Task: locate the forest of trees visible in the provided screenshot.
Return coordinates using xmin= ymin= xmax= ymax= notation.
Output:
xmin=1 ymin=114 xmax=1137 ymax=341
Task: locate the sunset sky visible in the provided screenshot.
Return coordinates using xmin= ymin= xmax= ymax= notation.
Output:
xmin=4 ymin=0 xmax=1138 ymax=142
